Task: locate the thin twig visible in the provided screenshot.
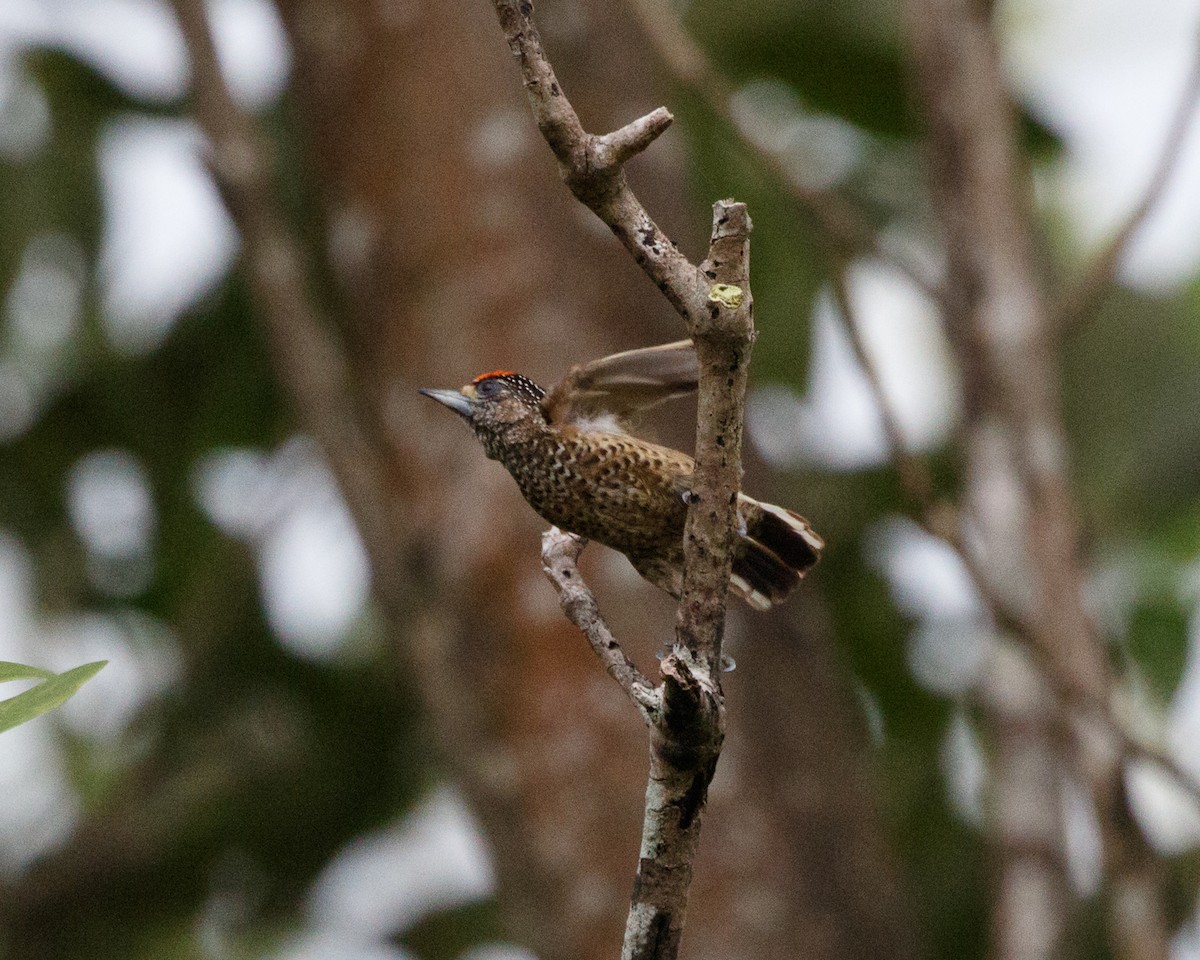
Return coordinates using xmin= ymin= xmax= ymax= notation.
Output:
xmin=1056 ymin=39 xmax=1200 ymax=331
xmin=829 ymin=265 xmax=936 ymax=509
xmin=491 ymin=3 xmax=757 ymax=957
xmin=623 ymin=0 xmax=940 ymax=300
xmin=541 ymin=529 xmax=660 ymax=720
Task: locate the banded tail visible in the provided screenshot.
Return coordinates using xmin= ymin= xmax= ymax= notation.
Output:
xmin=730 ymin=496 xmax=824 ymax=611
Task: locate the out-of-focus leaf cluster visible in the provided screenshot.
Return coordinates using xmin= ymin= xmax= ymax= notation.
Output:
xmin=0 ymin=49 xmax=431 ymax=960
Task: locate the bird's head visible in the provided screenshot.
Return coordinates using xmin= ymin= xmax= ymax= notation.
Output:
xmin=419 ymin=371 xmax=548 ymax=458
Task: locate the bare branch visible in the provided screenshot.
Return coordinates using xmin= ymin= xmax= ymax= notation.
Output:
xmin=490 ymin=3 xmax=758 ymax=957
xmin=623 ymin=0 xmax=940 ymax=300
xmin=1056 ymin=41 xmax=1200 ymax=331
xmin=829 ymin=265 xmax=936 ymax=509
xmin=613 ymin=198 xmax=752 ymax=960
xmin=492 ymin=0 xmax=586 ymax=163
xmin=623 ymin=654 xmax=719 ymax=960
xmin=493 ymin=0 xmax=706 ymax=322
xmin=540 ymin=529 xmax=660 ymax=721
xmin=676 ymin=201 xmax=753 ymax=670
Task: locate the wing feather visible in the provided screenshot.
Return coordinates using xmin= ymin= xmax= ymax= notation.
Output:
xmin=544 ymin=340 xmax=698 ymax=426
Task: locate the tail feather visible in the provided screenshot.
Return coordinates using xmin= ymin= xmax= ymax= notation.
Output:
xmin=730 ymin=495 xmax=824 ymax=610
xmin=740 ymin=497 xmax=823 ymax=573
xmin=630 ymin=496 xmax=823 ymax=612
xmin=731 ymin=540 xmax=797 ymax=611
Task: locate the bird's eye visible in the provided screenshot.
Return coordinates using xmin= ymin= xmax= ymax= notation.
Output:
xmin=476 ymin=378 xmax=502 ymax=399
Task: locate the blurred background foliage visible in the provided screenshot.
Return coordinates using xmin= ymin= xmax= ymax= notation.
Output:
xmin=1 ymin=0 xmax=1199 ymax=959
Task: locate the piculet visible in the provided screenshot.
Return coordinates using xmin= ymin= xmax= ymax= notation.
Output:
xmin=420 ymin=340 xmax=822 ymax=610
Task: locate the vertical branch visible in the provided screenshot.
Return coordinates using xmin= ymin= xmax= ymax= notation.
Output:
xmin=676 ymin=203 xmax=754 ymax=671
xmin=982 ymin=647 xmax=1070 ymax=960
xmin=901 ymin=3 xmax=1170 ymax=960
xmin=626 ymin=203 xmax=753 ymax=960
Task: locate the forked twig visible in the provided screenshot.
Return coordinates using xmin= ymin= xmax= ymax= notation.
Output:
xmin=541 ymin=529 xmax=659 ymax=720
xmin=491 ymin=2 xmax=757 ymax=956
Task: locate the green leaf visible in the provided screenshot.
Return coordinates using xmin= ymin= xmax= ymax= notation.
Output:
xmin=0 ymin=660 xmax=107 ymax=734
xmin=1127 ymin=600 xmax=1190 ymax=702
xmin=399 ymin=899 xmax=501 ymax=959
xmin=0 ymin=661 xmax=55 ymax=682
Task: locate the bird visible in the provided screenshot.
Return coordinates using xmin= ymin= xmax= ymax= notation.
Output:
xmin=419 ymin=340 xmax=822 ymax=610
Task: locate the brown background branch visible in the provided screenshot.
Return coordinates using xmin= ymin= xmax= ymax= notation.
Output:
xmin=902 ymin=2 xmax=1172 ymax=959
xmin=167 ymin=0 xmax=402 ymax=603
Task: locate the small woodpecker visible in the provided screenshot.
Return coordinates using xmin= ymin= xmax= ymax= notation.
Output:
xmin=420 ymin=340 xmax=822 ymax=610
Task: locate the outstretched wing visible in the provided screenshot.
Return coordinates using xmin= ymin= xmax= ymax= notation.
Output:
xmin=543 ymin=340 xmax=698 ymax=427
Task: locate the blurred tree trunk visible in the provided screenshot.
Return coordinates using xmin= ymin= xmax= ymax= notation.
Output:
xmin=273 ymin=0 xmax=674 ymax=948
xmin=273 ymin=1 xmax=919 ymax=957
xmin=901 ymin=3 xmax=1170 ymax=960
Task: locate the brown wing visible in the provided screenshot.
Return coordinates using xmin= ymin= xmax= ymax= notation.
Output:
xmin=543 ymin=340 xmax=698 ymax=426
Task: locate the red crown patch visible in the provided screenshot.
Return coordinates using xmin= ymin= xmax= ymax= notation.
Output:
xmin=472 ymin=370 xmax=516 ymax=383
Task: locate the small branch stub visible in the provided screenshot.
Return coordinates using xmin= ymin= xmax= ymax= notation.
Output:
xmin=595 ymin=107 xmax=675 ymax=170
